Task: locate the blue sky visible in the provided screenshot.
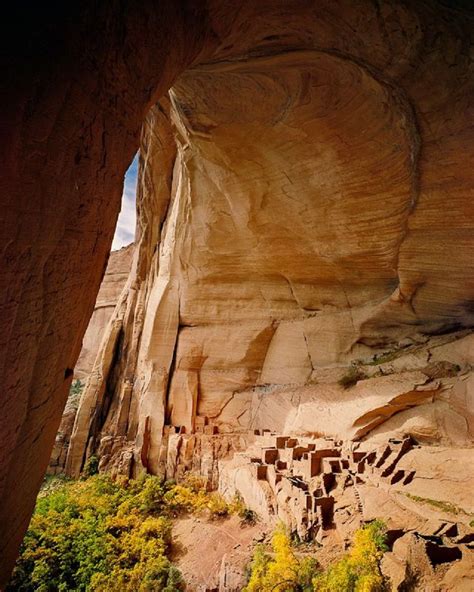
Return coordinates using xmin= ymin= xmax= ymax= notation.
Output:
xmin=112 ymin=154 xmax=138 ymax=250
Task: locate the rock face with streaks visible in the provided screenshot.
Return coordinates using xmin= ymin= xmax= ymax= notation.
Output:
xmin=1 ymin=0 xmax=474 ymax=586
xmin=67 ymin=1 xmax=474 ymax=480
xmin=48 ymin=245 xmax=133 ymax=474
xmin=75 ymin=244 xmax=134 ymax=380
xmin=60 ymin=5 xmax=474 ymax=587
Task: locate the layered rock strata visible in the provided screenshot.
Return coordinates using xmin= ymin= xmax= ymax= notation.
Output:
xmin=1 ymin=0 xmax=474 ymax=585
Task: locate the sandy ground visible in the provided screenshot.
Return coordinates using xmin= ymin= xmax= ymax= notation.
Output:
xmin=171 ymin=514 xmax=267 ymax=591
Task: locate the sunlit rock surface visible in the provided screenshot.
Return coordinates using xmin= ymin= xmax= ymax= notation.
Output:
xmin=62 ymin=5 xmax=474 ymax=587
xmin=76 ymin=244 xmax=134 ymax=380
xmin=48 ymin=245 xmax=133 ymax=475
xmin=68 ymin=1 xmax=474 ymax=478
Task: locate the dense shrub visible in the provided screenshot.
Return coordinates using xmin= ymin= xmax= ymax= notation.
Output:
xmin=314 ymin=520 xmax=388 ymax=591
xmin=9 ymin=473 xmax=387 ymax=592
xmin=83 ymin=454 xmax=99 ymax=477
xmin=7 ymin=474 xmax=237 ymax=592
xmin=244 ymin=520 xmax=387 ymax=592
xmin=244 ymin=523 xmax=317 ymax=591
xmin=163 ymin=475 xmax=231 ymax=518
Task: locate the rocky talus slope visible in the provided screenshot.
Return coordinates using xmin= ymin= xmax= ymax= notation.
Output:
xmin=1 ymin=0 xmax=473 ymax=587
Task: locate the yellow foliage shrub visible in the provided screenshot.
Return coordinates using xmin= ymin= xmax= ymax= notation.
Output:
xmin=163 ymin=479 xmax=230 ymax=518
xmin=313 ymin=520 xmax=387 ymax=592
xmin=244 ymin=520 xmax=387 ymax=592
xmin=244 ymin=523 xmax=316 ymax=592
xmin=8 ymin=473 xmax=251 ymax=591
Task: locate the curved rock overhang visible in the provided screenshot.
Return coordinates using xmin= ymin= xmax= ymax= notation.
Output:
xmin=1 ymin=0 xmax=473 ymax=584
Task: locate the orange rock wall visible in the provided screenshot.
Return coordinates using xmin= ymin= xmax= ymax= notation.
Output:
xmin=0 ymin=1 xmax=213 ymax=583
xmin=67 ymin=1 xmax=474 ymax=480
xmin=75 ymin=244 xmax=134 ymax=380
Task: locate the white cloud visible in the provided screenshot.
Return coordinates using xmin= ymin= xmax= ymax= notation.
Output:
xmin=112 ymin=154 xmax=138 ymax=250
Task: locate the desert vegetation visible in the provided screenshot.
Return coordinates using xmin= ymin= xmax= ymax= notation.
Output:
xmin=405 ymin=493 xmax=472 ymax=518
xmin=7 ymin=474 xmax=239 ymax=592
xmin=9 ymin=470 xmax=389 ymax=592
xmin=68 ymin=378 xmax=84 ymax=406
xmin=244 ymin=520 xmax=388 ymax=592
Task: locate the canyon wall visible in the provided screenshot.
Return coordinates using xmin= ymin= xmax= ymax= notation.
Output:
xmin=67 ymin=1 xmax=474 ymax=481
xmin=1 ymin=0 xmax=473 ymax=586
xmin=63 ymin=8 xmax=474 ymax=588
xmin=75 ymin=244 xmax=134 ymax=380
xmin=48 ymin=244 xmax=133 ymax=475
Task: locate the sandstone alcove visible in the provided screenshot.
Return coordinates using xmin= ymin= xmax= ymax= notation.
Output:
xmin=1 ymin=1 xmax=473 ymax=586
